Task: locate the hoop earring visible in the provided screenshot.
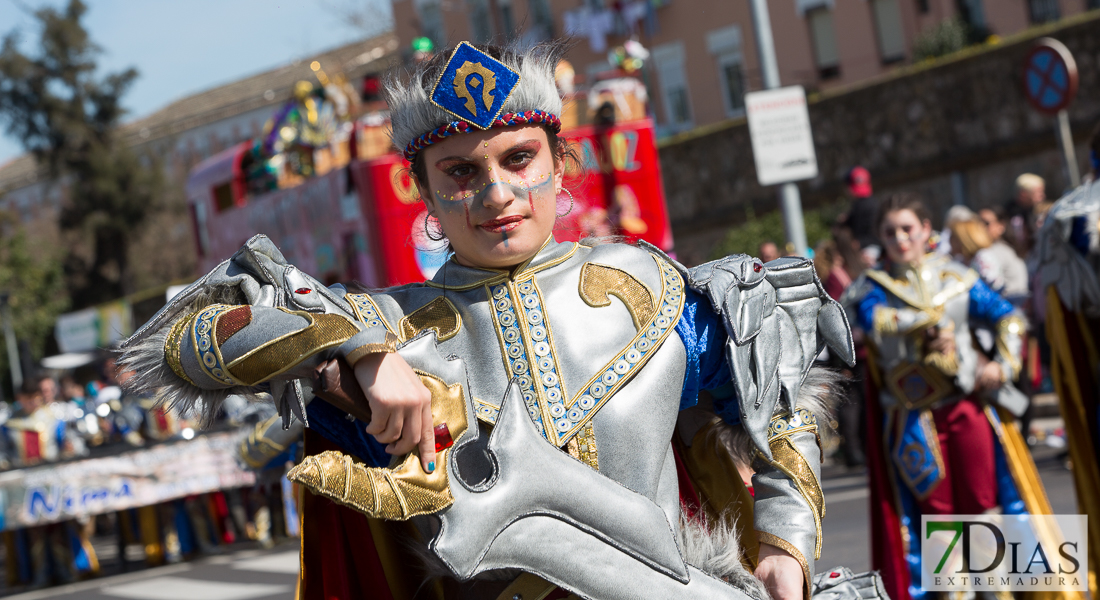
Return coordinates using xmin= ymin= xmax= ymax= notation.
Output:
xmin=556 ymin=188 xmax=575 ymax=217
xmin=424 ymin=213 xmax=446 ymax=242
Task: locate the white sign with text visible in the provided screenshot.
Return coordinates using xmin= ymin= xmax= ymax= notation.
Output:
xmin=745 ymin=86 xmax=818 ymax=186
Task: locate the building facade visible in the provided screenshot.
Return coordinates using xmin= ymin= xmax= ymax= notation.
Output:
xmin=391 ymin=0 xmax=1099 ymax=136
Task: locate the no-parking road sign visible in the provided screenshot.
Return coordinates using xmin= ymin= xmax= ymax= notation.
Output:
xmin=1023 ymin=38 xmax=1078 ymax=115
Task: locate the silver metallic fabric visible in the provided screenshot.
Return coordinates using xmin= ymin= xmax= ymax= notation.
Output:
xmin=811 ymin=567 xmax=890 ymax=600
xmin=398 ymin=334 xmax=758 ymax=600
xmin=1034 ymin=179 xmax=1100 ymax=316
xmin=123 ymin=235 xmax=856 ymax=595
xmin=675 ymin=252 xmax=855 ymax=459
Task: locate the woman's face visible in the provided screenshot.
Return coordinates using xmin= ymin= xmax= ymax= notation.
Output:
xmin=419 ymin=125 xmax=564 ymax=270
xmin=879 ymin=209 xmax=931 ymax=266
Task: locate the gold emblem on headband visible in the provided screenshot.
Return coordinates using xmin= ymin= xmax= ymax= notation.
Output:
xmin=453 ymin=61 xmax=497 ymax=116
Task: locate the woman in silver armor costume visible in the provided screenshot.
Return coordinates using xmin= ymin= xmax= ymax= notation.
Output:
xmin=844 ymin=193 xmax=1058 ymax=600
xmin=120 ymin=42 xmax=860 ymax=600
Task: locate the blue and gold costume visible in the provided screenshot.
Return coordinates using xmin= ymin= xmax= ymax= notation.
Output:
xmin=844 ymin=254 xmax=1067 ymax=600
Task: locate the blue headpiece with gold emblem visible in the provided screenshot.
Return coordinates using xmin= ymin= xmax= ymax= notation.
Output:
xmin=385 ymin=42 xmax=563 ymax=163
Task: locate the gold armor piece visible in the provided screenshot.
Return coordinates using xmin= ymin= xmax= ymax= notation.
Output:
xmin=578 ymin=262 xmax=656 ymax=331
xmin=399 ymin=296 xmax=463 ymax=342
xmin=226 ymin=312 xmax=361 ymax=386
xmin=288 ymin=372 xmax=469 ymax=520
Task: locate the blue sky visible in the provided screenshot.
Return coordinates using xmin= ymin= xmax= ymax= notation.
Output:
xmin=0 ymin=0 xmax=392 ymax=164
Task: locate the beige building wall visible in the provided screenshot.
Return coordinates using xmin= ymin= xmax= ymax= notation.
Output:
xmin=391 ymin=0 xmax=1098 ymax=137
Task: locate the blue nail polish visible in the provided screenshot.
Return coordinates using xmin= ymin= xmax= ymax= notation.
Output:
xmin=427 ymin=461 xmax=436 ymax=473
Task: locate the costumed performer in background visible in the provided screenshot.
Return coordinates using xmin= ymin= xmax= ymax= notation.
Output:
xmin=1032 ymin=122 xmax=1100 ymax=596
xmin=119 ymin=42 xmax=869 ymax=600
xmin=843 ymin=193 xmax=1070 ymax=600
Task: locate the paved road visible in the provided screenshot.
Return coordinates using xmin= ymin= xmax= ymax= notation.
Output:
xmin=1 ymin=446 xmax=1078 ymax=599
xmin=5 ymin=545 xmax=299 ymax=600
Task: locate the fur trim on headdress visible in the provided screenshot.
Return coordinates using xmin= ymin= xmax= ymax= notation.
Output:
xmin=385 ymin=42 xmax=564 ymax=163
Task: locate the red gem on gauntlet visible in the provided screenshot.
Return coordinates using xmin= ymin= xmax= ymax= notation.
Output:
xmin=434 ymin=423 xmax=454 ymax=452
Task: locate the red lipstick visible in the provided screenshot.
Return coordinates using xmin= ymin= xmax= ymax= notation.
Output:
xmin=479 ymin=215 xmax=524 ymax=232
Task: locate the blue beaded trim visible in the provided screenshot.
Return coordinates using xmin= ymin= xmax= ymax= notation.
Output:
xmin=768 ymin=408 xmax=818 ymax=441
xmin=511 ymin=278 xmax=570 ymax=441
xmin=474 ymin=398 xmax=500 ymax=423
xmin=347 ymin=293 xmax=391 ymax=333
xmin=192 ymin=304 xmax=237 ymax=386
xmin=560 ymin=257 xmax=684 ymax=444
xmin=489 ymin=282 xmax=547 ymax=439
xmin=484 ymin=256 xmax=685 ymax=446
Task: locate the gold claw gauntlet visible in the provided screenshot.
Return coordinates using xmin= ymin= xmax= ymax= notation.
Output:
xmin=287 ymin=372 xmax=468 ymax=520
xmin=289 ymin=449 xmax=453 ymax=519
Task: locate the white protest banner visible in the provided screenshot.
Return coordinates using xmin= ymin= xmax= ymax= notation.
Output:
xmin=0 ymin=430 xmax=255 ymax=530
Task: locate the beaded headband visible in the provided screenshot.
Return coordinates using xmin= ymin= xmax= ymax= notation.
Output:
xmin=386 ymin=42 xmax=564 ymax=165
xmin=403 ymin=110 xmax=561 ymax=162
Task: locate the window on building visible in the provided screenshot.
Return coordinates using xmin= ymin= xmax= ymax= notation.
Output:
xmin=414 ymin=0 xmax=447 ymax=49
xmin=706 ymin=26 xmax=746 ymax=117
xmin=652 ymin=42 xmax=693 ymax=131
xmin=807 ymin=7 xmax=841 ymax=79
xmin=1088 ymin=0 xmax=1100 ymax=9
xmin=529 ymin=0 xmax=555 ymax=41
xmin=499 ymin=0 xmax=516 ymax=38
xmin=1028 ymin=0 xmax=1060 ymax=23
xmin=467 ymin=0 xmax=493 ymax=43
xmin=915 ymin=0 xmax=930 ymax=13
xmin=870 ymin=0 xmax=905 ymax=63
xmin=956 ymin=0 xmax=988 ymax=40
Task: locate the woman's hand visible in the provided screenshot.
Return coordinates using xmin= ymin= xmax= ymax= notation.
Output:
xmin=925 ymin=326 xmax=956 ymax=355
xmin=754 ymin=542 xmax=805 ymax=600
xmin=975 ymin=360 xmax=1005 ymax=391
xmin=353 ymin=352 xmax=437 ymax=473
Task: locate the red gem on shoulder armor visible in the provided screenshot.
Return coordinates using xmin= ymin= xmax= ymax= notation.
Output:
xmin=829 ymin=572 xmax=841 ymax=578
xmin=434 ymin=423 xmax=454 ymax=452
xmin=295 ymin=288 xmax=312 ymax=294
xmin=753 ymin=263 xmax=763 ymax=272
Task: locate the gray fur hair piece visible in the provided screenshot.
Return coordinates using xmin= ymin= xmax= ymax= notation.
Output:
xmin=384 ymin=42 xmax=565 ymax=157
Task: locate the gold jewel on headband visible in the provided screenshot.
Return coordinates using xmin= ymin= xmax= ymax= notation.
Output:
xmin=430 ymin=42 xmax=521 ymax=130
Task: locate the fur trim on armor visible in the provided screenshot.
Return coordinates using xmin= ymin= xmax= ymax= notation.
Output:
xmin=117 ymin=287 xmax=265 ymax=426
xmin=679 ymin=516 xmax=770 ymax=600
xmin=384 ymin=42 xmax=564 ymax=159
xmin=716 ymin=367 xmax=844 ymax=466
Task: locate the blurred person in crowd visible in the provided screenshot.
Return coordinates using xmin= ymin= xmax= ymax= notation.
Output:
xmin=843 ymin=193 xmax=1045 ymax=600
xmin=1004 ymin=173 xmax=1050 ymax=258
xmin=758 ymin=240 xmax=780 ymax=263
xmin=1031 ymin=121 xmax=1100 ymax=591
xmin=978 ymin=207 xmax=1029 ymax=304
xmin=4 ymin=377 xmax=73 ymax=465
xmin=814 ymin=240 xmax=865 ymax=467
xmin=841 ymin=166 xmax=881 ymax=264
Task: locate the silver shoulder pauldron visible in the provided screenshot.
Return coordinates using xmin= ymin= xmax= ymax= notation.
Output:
xmin=673 ymin=250 xmax=855 ymax=458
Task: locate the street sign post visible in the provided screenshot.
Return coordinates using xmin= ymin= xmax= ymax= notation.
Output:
xmin=1023 ymin=38 xmax=1080 ymax=187
xmin=748 ymin=0 xmax=811 ymax=257
xmin=745 ymin=86 xmax=819 ymax=186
